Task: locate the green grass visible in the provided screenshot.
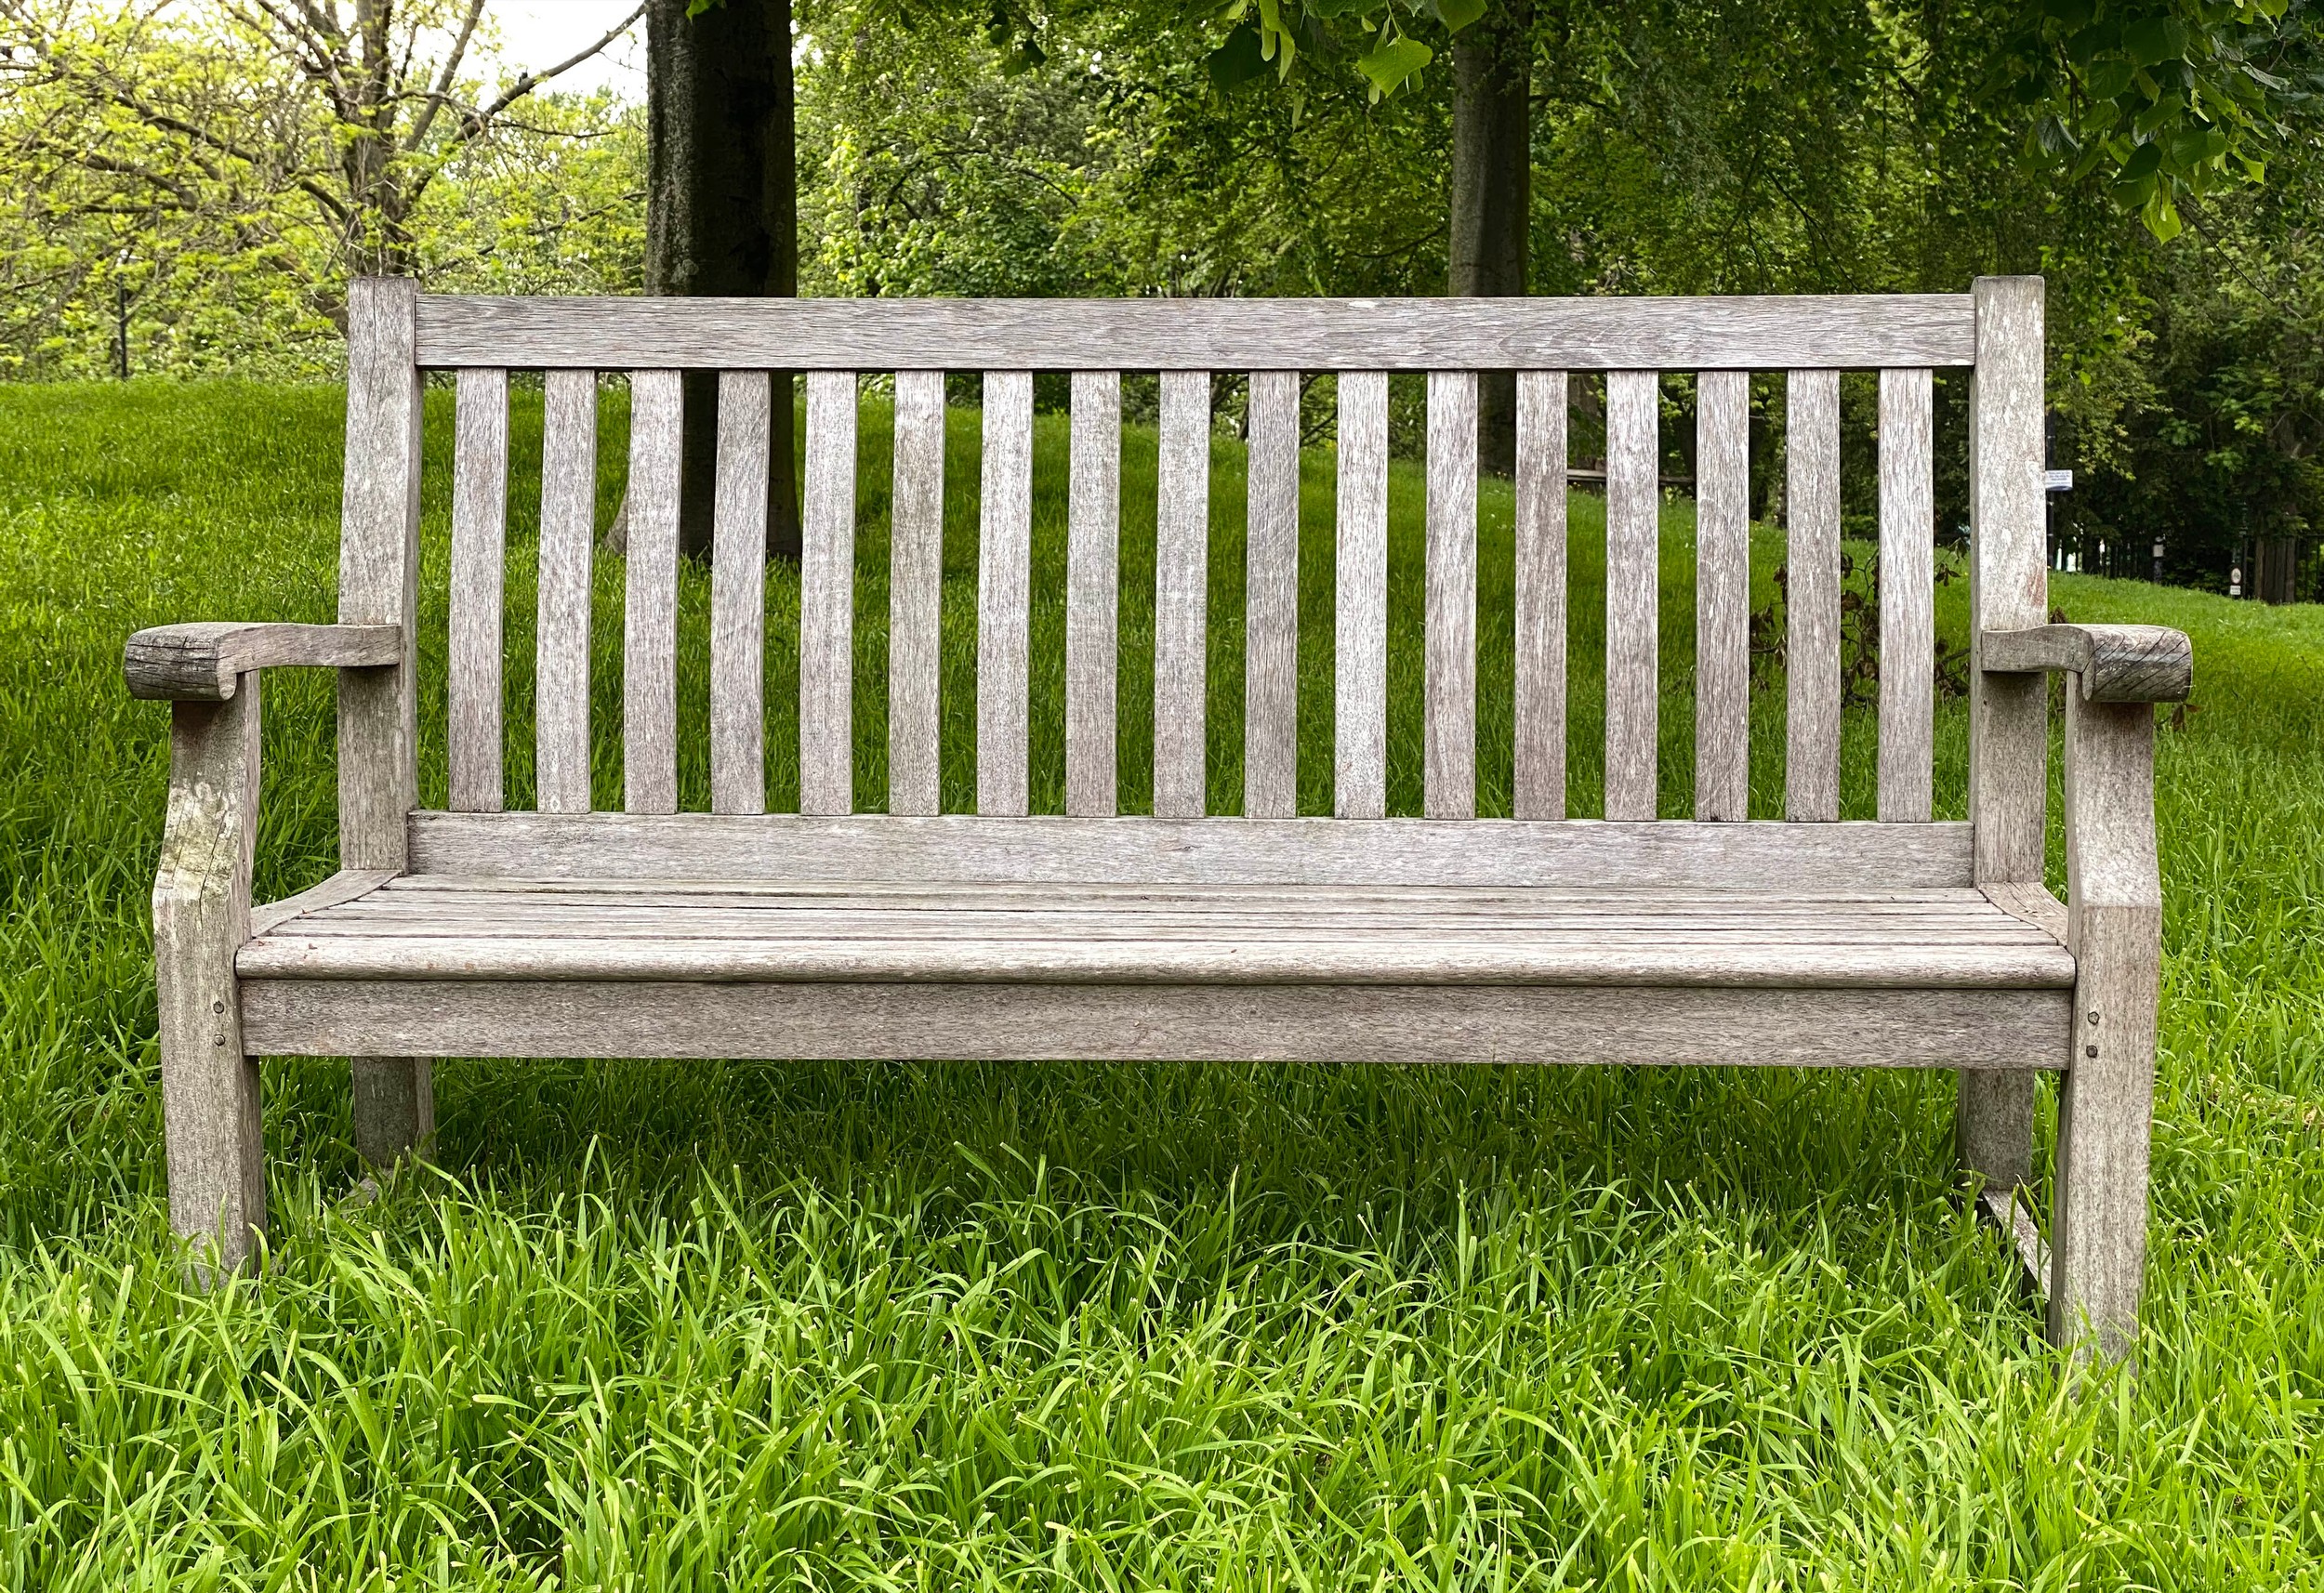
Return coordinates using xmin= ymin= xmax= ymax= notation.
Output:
xmin=1 ymin=378 xmax=2320 ymax=1590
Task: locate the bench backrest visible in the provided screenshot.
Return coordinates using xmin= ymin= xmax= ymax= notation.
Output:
xmin=333 ymin=279 xmax=2049 ymax=888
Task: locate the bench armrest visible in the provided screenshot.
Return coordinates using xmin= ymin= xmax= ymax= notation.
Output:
xmin=1980 ymin=623 xmax=2191 ymax=703
xmin=125 ymin=622 xmax=402 ymax=701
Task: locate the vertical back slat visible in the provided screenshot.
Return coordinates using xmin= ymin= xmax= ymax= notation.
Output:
xmin=338 ymin=276 xmax=422 ymax=870
xmin=1786 ymin=367 xmax=1842 ymax=822
xmin=1424 ymin=370 xmax=1478 ymax=819
xmin=1878 ymin=366 xmax=1935 ymax=822
xmin=709 ymin=370 xmax=771 ymax=815
xmin=977 ymin=370 xmax=1034 ymax=816
xmin=1603 ymin=370 xmax=1660 ymax=821
xmin=1154 ymin=370 xmax=1211 ymax=817
xmin=799 ymin=370 xmax=858 ymax=816
xmin=1244 ymin=369 xmax=1301 ymax=818
xmin=1693 ymin=369 xmax=1751 ymax=821
xmin=536 ymin=368 xmax=598 ymax=814
xmin=888 ymin=370 xmax=946 ymax=816
xmin=447 ymin=367 xmax=508 ymax=812
xmin=623 ymin=369 xmax=683 ymax=815
xmin=1066 ymin=371 xmax=1121 ymax=817
xmin=1334 ymin=371 xmax=1390 ymax=819
xmin=1513 ymin=370 xmax=1568 ymax=821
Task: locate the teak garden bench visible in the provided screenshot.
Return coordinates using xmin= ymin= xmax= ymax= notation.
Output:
xmin=127 ymin=277 xmax=2190 ymax=1363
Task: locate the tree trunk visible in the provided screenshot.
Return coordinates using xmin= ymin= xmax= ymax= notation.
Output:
xmin=2255 ymin=533 xmax=2301 ymax=603
xmin=1448 ymin=0 xmax=1533 ymax=477
xmin=638 ymin=0 xmax=799 ymax=561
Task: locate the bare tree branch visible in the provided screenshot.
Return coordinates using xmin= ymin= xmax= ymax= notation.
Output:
xmin=403 ymin=0 xmax=485 ymax=153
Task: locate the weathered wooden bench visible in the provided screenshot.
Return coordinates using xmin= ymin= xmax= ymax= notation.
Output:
xmin=128 ymin=276 xmax=2189 ymax=1361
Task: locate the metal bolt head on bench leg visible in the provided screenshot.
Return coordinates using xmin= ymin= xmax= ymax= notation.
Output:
xmin=352 ymin=1057 xmax=434 ymax=1168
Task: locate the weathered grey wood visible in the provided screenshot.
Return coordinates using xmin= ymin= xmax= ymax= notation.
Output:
xmin=247 ymin=869 xmax=395 ymax=940
xmin=978 ymin=371 xmax=1034 ymax=816
xmin=124 ymin=624 xmax=402 ymax=701
xmin=1694 ymin=370 xmax=1751 ymax=822
xmin=1154 ymin=370 xmax=1211 ymax=818
xmin=1513 ymin=371 xmax=1568 ymax=820
xmin=709 ymin=370 xmax=772 ymax=815
xmin=337 ymin=278 xmax=432 ymax=1173
xmin=1786 ymin=368 xmax=1842 ymax=823
xmin=1335 ymin=372 xmax=1391 ymax=820
xmin=1981 ymin=625 xmax=2193 ymax=703
xmin=1961 ymin=276 xmax=2050 ymax=1195
xmin=888 ymin=370 xmax=946 ymax=817
xmin=800 ymin=370 xmax=858 ymax=816
xmin=2049 ymin=691 xmax=2162 ymax=1364
xmin=416 ymin=293 xmax=1979 ymax=372
xmin=1604 ymin=371 xmax=1660 ymax=821
xmin=1978 ymin=1186 xmax=2052 ymax=1302
xmin=337 ymin=277 xmax=424 ymax=873
xmin=1878 ymin=367 xmax=1934 ymax=823
xmin=623 ymin=369 xmax=684 ymax=816
xmin=1065 ymin=371 xmax=1122 ymax=818
xmin=1980 ymin=881 xmax=2068 ymax=941
xmin=536 ymin=368 xmax=599 ymax=815
xmin=245 ymin=978 xmax=2067 ymax=1071
xmin=1244 ymin=370 xmax=1301 ymax=818
xmin=1425 ymin=371 xmax=1478 ymax=820
xmin=408 ymin=810 xmax=1981 ymax=890
xmin=351 ymin=1056 xmax=434 ymax=1169
xmin=154 ymin=683 xmax=264 ymax=1281
xmin=448 ymin=368 xmax=509 ymax=811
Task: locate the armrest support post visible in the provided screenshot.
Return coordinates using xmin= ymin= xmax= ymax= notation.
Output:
xmin=152 ymin=677 xmax=266 ymax=1279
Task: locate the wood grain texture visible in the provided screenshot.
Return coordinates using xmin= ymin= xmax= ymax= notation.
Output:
xmin=800 ymin=370 xmax=858 ymax=816
xmin=1961 ymin=276 xmax=2049 ymax=1196
xmin=1335 ymin=372 xmax=1391 ymax=819
xmin=337 ymin=276 xmax=424 ymax=872
xmin=447 ymin=369 xmax=509 ymax=811
xmin=244 ymin=978 xmax=2067 ymax=1070
xmin=535 ymin=368 xmax=599 ymax=814
xmin=124 ymin=623 xmax=401 ymax=701
xmin=622 ymin=369 xmax=683 ymax=815
xmin=1425 ymin=371 xmax=1478 ymax=819
xmin=153 ymin=686 xmax=264 ymax=1280
xmin=710 ymin=371 xmax=772 ymax=815
xmin=416 ymin=293 xmax=1978 ymax=372
xmin=2050 ymin=691 xmax=2162 ymax=1364
xmin=1154 ymin=371 xmax=1211 ymax=818
xmin=247 ymin=869 xmax=396 ymax=940
xmin=1604 ymin=371 xmax=1661 ymax=821
xmin=1693 ymin=369 xmax=1750 ymax=822
xmin=1244 ymin=370 xmax=1301 ymax=818
xmin=1786 ymin=368 xmax=1842 ymax=823
xmin=1968 ymin=275 xmax=2050 ymax=883
xmin=1513 ymin=371 xmax=1568 ymax=820
xmin=1980 ymin=624 xmax=2192 ymax=703
xmin=1878 ymin=368 xmax=1934 ymax=823
xmin=1066 ymin=372 xmax=1121 ymax=817
xmin=977 ymin=371 xmax=1034 ymax=816
xmin=888 ymin=370 xmax=946 ymax=817
xmin=1980 ymin=881 xmax=2068 ymax=942
xmin=407 ymin=811 xmax=1980 ymax=890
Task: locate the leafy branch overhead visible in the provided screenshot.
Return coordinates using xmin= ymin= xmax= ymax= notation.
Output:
xmin=2007 ymin=0 xmax=2324 ymax=239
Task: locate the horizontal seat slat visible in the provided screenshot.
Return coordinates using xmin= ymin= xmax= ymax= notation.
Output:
xmin=414 ymin=294 xmax=1978 ymax=371
xmin=243 ymin=981 xmax=2072 ymax=1069
xmin=404 ymin=812 xmax=1977 ymax=890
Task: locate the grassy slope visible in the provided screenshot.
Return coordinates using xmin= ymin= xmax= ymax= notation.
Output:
xmin=0 ymin=380 xmax=2319 ymax=1590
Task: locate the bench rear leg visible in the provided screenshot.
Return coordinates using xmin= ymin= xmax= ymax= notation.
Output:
xmin=352 ymin=1057 xmax=434 ymax=1168
xmin=154 ymin=690 xmax=266 ymax=1281
xmin=1957 ymin=1069 xmax=2034 ymax=1196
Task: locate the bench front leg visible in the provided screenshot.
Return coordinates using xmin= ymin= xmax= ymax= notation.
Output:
xmin=2051 ymin=690 xmax=2163 ymax=1364
xmin=153 ymin=680 xmax=265 ymax=1281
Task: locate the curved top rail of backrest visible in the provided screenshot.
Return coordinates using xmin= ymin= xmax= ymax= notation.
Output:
xmin=413 ymin=292 xmax=1977 ymax=372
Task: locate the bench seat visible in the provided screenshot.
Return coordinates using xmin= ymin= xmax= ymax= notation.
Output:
xmin=241 ymin=875 xmax=2077 ymax=989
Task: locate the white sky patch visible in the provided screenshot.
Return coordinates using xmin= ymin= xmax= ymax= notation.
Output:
xmin=485 ymin=0 xmax=645 ymax=99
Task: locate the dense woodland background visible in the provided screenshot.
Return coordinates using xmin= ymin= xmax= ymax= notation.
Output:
xmin=4 ymin=0 xmax=2323 ymax=597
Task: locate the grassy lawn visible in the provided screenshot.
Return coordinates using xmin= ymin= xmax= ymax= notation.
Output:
xmin=2 ymin=378 xmax=2321 ymax=1589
